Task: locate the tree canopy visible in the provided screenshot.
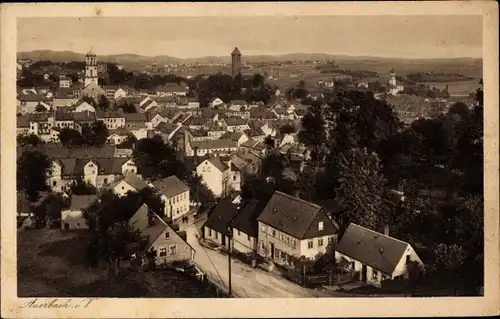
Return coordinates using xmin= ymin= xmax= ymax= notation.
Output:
xmin=17 ymin=150 xmax=51 ymax=201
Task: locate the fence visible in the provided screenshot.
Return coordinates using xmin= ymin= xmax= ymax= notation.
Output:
xmin=284 ymin=270 xmax=355 ymax=288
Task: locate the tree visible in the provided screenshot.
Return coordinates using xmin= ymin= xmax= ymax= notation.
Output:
xmin=298 ymin=106 xmax=326 ymax=164
xmin=334 ymin=148 xmax=387 ymax=234
xmin=70 ymin=178 xmax=97 ymax=195
xmin=35 ymin=103 xmax=47 ymax=112
xmin=17 ymin=150 xmax=51 ymax=201
xmin=263 ymin=135 xmax=275 ymax=149
xmin=17 ymin=134 xmax=41 ymax=147
xmin=81 ymin=121 xmax=109 ymax=147
xmin=279 ymin=123 xmax=296 ymax=135
xmin=187 ymin=174 xmax=217 ymax=209
xmin=133 ymin=135 xmax=186 ymax=180
xmin=98 ymin=95 xmax=110 ymax=111
xmin=297 ymin=162 xmax=316 ymax=201
xmin=59 ymin=128 xmax=86 ymax=147
xmin=251 ymin=73 xmax=265 ymax=88
xmin=431 ymin=244 xmax=467 ymax=273
xmin=120 ymin=101 xmax=137 ymax=113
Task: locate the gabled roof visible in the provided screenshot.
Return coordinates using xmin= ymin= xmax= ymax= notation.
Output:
xmin=223 ymin=117 xmax=248 ymax=126
xmin=73 ymin=111 xmax=96 ymax=122
xmin=231 ymin=199 xmax=268 ymax=237
xmin=17 ymin=115 xmax=31 ymax=128
xmin=111 ymin=171 xmax=149 ymax=192
xmin=257 ymin=191 xmax=337 ymax=240
xmin=201 ymin=157 xmax=229 ymax=173
xmin=69 ymin=195 xmax=98 ymax=210
xmin=190 ymin=138 xmax=236 ymax=150
xmin=220 ymin=131 xmax=244 ymax=142
xmin=204 ymin=200 xmax=240 ymax=236
xmin=124 ymin=112 xmax=147 ymax=122
xmin=336 ymin=223 xmax=412 ymax=276
xmin=152 ymin=175 xmax=189 ymax=198
xmin=55 ymin=110 xmax=74 ymax=121
xmin=96 ymin=110 xmax=125 ymax=119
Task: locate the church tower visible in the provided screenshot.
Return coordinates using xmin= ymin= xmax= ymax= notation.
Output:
xmin=85 ymin=49 xmax=98 ymax=87
xmin=389 ymin=68 xmax=397 ymax=87
xmin=231 ymin=47 xmax=241 ymax=78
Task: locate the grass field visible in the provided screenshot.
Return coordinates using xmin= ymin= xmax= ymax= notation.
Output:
xmin=17 ymin=229 xmax=218 ymax=297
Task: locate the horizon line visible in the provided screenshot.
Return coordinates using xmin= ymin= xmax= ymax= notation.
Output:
xmin=17 ymin=49 xmax=483 ymax=61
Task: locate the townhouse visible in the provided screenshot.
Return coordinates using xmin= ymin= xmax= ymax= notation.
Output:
xmin=196 ymin=157 xmax=231 ymax=197
xmin=257 ymin=191 xmax=339 ymax=267
xmin=150 ymin=175 xmax=190 ymax=221
xmin=61 ymin=195 xmax=97 ymax=230
xmin=128 ymin=204 xmax=195 ymax=266
xmin=185 ymin=138 xmax=238 ymax=157
xmin=220 ymin=117 xmax=250 ymax=133
xmin=96 ymin=110 xmax=126 ymax=130
xmin=54 ymin=110 xmax=75 ymax=129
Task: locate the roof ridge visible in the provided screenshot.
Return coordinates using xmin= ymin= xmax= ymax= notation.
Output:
xmin=274 ymin=191 xmax=322 ymax=210
xmin=350 ymin=223 xmax=411 ymax=246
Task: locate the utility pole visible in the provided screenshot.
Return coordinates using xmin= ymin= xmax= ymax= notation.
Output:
xmin=228 ymin=226 xmax=232 ymax=297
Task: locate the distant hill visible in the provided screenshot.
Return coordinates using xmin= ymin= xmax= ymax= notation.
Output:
xmin=17 ymin=50 xmax=482 ymax=77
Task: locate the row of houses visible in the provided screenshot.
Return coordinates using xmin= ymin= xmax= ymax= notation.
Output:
xmin=203 ymin=191 xmax=424 ymax=288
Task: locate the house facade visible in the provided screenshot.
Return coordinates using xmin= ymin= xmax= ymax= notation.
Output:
xmin=335 ymin=223 xmax=424 ymax=287
xmin=257 ymin=191 xmax=339 ymax=267
xmin=196 ymin=157 xmax=231 ymax=197
xmin=151 ymin=175 xmax=190 ymax=221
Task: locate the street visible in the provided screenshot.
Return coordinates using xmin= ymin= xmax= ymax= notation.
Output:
xmin=179 ymin=214 xmax=330 ymax=298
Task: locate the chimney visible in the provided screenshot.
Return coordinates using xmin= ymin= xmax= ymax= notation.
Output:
xmin=147 ymin=210 xmax=154 ymax=227
xmin=384 ymin=225 xmax=390 ymax=236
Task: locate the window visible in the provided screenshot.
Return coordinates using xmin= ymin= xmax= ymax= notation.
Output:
xmin=279 ymin=233 xmax=284 ymax=241
xmin=247 ymin=235 xmax=251 ymax=241
xmin=275 ymin=248 xmax=280 ymax=259
xmin=318 ymin=238 xmax=324 ymax=247
xmin=308 ymin=240 xmax=314 ymax=249
xmin=291 ymin=239 xmax=296 ymax=248
xmin=165 ymin=232 xmax=171 ymax=239
xmin=52 ymin=181 xmax=57 ymax=186
xmin=328 ymin=236 xmax=334 ymax=244
xmin=406 ymin=255 xmax=411 ymax=264
xmin=286 ymin=237 xmax=290 ymax=245
xmin=373 ymin=271 xmax=379 ymax=280
xmin=169 ymin=245 xmax=177 ymax=255
xmin=208 ymin=229 xmax=212 ymax=236
xmin=103 ymin=178 xmax=108 ymax=184
xmin=237 ymin=230 xmax=241 ymax=236
xmin=318 ymin=221 xmax=324 ymax=231
xmin=271 ymin=229 xmax=276 ymax=237
xmin=215 ymin=232 xmax=218 ymax=239
xmin=159 ymin=247 xmax=167 ymax=257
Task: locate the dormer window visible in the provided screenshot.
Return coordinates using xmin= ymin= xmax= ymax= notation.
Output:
xmin=318 ymin=221 xmax=324 ymax=231
xmin=165 ymin=232 xmax=171 ymax=239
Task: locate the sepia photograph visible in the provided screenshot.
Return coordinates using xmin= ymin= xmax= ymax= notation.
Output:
xmin=1 ymin=2 xmax=499 ymax=318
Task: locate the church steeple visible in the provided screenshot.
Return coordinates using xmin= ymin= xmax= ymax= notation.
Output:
xmin=85 ymin=48 xmax=98 ymax=87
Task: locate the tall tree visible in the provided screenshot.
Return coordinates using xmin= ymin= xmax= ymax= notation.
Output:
xmin=297 ymin=162 xmax=316 ymax=201
xmin=17 ymin=134 xmax=41 ymax=147
xmin=334 ymin=147 xmax=387 ymax=234
xmin=132 ymin=135 xmax=186 ymax=180
xmin=59 ymin=128 xmax=86 ymax=147
xmin=17 ymin=150 xmax=51 ymax=201
xmin=98 ymin=95 xmax=110 ymax=111
xmin=298 ymin=105 xmax=326 ymax=165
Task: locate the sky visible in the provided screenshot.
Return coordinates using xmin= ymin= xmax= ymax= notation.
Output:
xmin=17 ymin=16 xmax=483 ymax=59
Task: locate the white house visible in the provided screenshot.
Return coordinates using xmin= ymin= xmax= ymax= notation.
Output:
xmin=61 ymin=195 xmax=97 ymax=230
xmin=73 ymin=100 xmax=96 ymax=113
xmin=110 ymin=171 xmax=149 ymax=197
xmin=185 ymin=138 xmax=238 ymax=157
xmin=151 ymin=175 xmax=190 ymax=221
xmin=211 ymin=97 xmax=224 ymax=108
xmin=230 ymin=199 xmax=268 ymax=255
xmin=96 ymin=110 xmax=126 ymax=130
xmin=196 ymin=157 xmax=231 ymax=197
xmin=335 ymin=223 xmax=424 ymax=288
xmin=220 ymin=117 xmax=250 ymax=133
xmin=257 ymin=191 xmax=339 ymax=267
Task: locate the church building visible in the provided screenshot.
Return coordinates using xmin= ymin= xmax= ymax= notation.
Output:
xmin=81 ymin=49 xmax=105 ymax=100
